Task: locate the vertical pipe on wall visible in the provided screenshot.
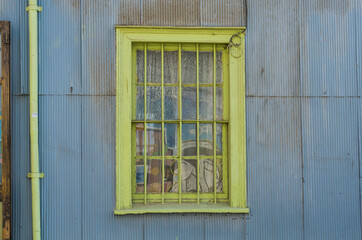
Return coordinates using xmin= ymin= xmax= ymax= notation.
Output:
xmin=27 ymin=0 xmax=42 ymax=239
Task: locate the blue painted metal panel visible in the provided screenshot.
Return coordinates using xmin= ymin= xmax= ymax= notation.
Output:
xmin=12 ymin=96 xmax=32 ymax=240
xmin=39 ymin=96 xmax=82 ymax=239
xmin=300 ymin=0 xmax=357 ymax=97
xmin=81 ymin=0 xmax=141 ymax=96
xmin=246 ymin=97 xmax=304 ymax=240
xmin=81 ymin=96 xmax=143 ymax=239
xmin=201 ymin=0 xmax=246 ymax=27
xmin=302 ymin=98 xmax=361 ymax=239
xmin=205 ymin=214 xmax=247 ymax=239
xmin=358 ymin=0 xmax=362 ymax=97
xmin=245 ymin=0 xmax=301 ymax=97
xmin=144 ymin=214 xmax=204 ymax=240
xmin=38 ymin=0 xmax=82 ymax=94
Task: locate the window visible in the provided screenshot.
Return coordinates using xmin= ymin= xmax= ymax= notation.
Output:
xmin=115 ymin=27 xmax=248 ymax=214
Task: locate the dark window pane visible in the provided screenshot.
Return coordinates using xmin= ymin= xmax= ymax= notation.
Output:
xmin=165 ymin=123 xmax=177 ymax=156
xmin=136 ymin=86 xmax=144 ymax=120
xmin=164 ymin=51 xmax=178 ymax=84
xmin=200 ymin=124 xmax=213 ymax=156
xmin=199 ymin=87 xmax=213 ymax=120
xmin=182 ymin=124 xmax=196 ymax=156
xmin=146 ymin=86 xmax=161 ymax=120
xmin=135 ymin=159 xmax=144 ymax=193
xmin=181 ymin=51 xmax=196 ymax=84
xmin=135 ymin=123 xmax=144 ymax=156
xmin=147 ymin=50 xmax=161 ymax=83
xmin=147 ymin=159 xmax=162 ymax=193
xmin=182 ymin=87 xmax=196 ymax=119
xmin=199 ymin=51 xmax=213 ymax=84
xmin=146 ymin=123 xmax=162 ymax=156
xmin=164 ymin=87 xmax=178 ymax=120
xmin=136 ymin=50 xmax=144 ymax=83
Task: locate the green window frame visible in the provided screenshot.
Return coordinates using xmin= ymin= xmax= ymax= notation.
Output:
xmin=115 ymin=27 xmax=248 ymax=214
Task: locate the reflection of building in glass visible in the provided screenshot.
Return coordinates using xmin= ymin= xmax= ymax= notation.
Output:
xmin=135 ymin=122 xmax=222 ymax=194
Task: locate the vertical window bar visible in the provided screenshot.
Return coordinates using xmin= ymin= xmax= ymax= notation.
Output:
xmin=143 ymin=43 xmax=148 ymax=204
xmin=178 ymin=43 xmax=182 ymax=204
xmin=196 ymin=44 xmax=200 ymax=204
xmin=213 ymin=44 xmax=217 ymax=204
xmin=161 ymin=43 xmax=165 ymax=204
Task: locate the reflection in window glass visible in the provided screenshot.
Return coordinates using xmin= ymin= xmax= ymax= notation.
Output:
xmin=0 ymin=85 xmax=2 ymax=183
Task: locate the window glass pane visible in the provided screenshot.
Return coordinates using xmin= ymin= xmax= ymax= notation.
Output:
xmin=165 ymin=123 xmax=177 ymax=156
xmin=136 ymin=86 xmax=144 ymax=120
xmin=135 ymin=123 xmax=144 ymax=156
xmin=165 ymin=159 xmax=178 ymax=192
xmin=181 ymin=51 xmax=196 ymax=84
xmin=136 ymin=50 xmax=144 ymax=83
xmin=135 ymin=159 xmax=144 ymax=193
xmin=199 ymin=87 xmax=213 ymax=120
xmin=200 ymin=159 xmax=214 ymax=192
xmin=200 ymin=124 xmax=213 ymax=156
xmin=182 ymin=87 xmax=196 ymax=119
xmin=181 ymin=159 xmax=197 ymax=193
xmin=0 ymin=31 xmax=1 ymax=78
xmin=182 ymin=124 xmax=196 ymax=156
xmin=164 ymin=86 xmax=178 ymax=120
xmin=147 ymin=50 xmax=161 ymax=83
xmin=164 ymin=51 xmax=178 ymax=84
xmin=216 ymin=124 xmax=223 ymax=155
xmin=147 ymin=159 xmax=162 ymax=193
xmin=146 ymin=123 xmax=162 ymax=156
xmin=216 ymin=158 xmax=223 ymax=192
xmin=216 ymin=87 xmax=223 ymax=120
xmin=199 ymin=51 xmax=213 ymax=84
xmin=216 ymin=51 xmax=223 ymax=83
xmin=146 ymin=86 xmax=161 ymax=120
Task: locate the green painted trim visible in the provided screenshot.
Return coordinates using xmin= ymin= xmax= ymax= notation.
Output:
xmin=114 ymin=203 xmax=249 ymax=215
xmin=116 ymin=27 xmax=247 ymax=212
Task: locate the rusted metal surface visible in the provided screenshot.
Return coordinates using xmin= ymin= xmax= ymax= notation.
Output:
xmin=0 ymin=21 xmax=11 ymax=240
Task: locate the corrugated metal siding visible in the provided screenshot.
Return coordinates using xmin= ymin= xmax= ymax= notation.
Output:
xmin=245 ymin=0 xmax=300 ymax=97
xmin=300 ymin=0 xmax=357 ymax=97
xmin=81 ymin=96 xmax=143 ymax=240
xmin=0 ymin=0 xmax=361 ymax=239
xmin=246 ymin=97 xmax=304 ymax=240
xmin=302 ymin=98 xmax=361 ymax=239
xmin=39 ymin=96 xmax=82 ymax=239
xmin=12 ymin=96 xmax=32 ymax=240
xmin=201 ymin=0 xmax=247 ymax=27
xmin=38 ymin=0 xmax=82 ymax=94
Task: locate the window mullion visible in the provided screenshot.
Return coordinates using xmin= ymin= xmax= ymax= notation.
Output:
xmin=213 ymin=44 xmax=217 ymax=204
xmin=178 ymin=43 xmax=182 ymax=204
xmin=143 ymin=43 xmax=148 ymax=204
xmin=161 ymin=43 xmax=165 ymax=204
xmin=196 ymin=43 xmax=200 ymax=204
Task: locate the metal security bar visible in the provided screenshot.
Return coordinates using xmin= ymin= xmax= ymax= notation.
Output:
xmin=132 ymin=43 xmax=229 ymax=204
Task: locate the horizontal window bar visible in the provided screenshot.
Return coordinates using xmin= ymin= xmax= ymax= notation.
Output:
xmin=136 ymin=83 xmax=224 ymax=87
xmin=134 ymin=155 xmax=223 ymax=159
xmin=132 ymin=120 xmax=229 ymax=124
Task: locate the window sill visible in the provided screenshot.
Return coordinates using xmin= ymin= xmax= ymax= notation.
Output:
xmin=114 ymin=203 xmax=249 ymax=215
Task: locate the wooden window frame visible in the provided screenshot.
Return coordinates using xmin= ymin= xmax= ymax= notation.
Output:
xmin=0 ymin=21 xmax=11 ymax=239
xmin=115 ymin=26 xmax=247 ymax=215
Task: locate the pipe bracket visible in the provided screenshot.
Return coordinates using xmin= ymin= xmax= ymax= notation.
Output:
xmin=27 ymin=172 xmax=45 ymax=179
xmin=26 ymin=6 xmax=42 ymax=12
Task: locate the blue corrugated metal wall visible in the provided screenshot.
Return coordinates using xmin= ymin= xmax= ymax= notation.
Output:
xmin=0 ymin=0 xmax=361 ymax=239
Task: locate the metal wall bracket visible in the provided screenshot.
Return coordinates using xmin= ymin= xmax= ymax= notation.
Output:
xmin=26 ymin=6 xmax=42 ymax=12
xmin=27 ymin=172 xmax=45 ymax=179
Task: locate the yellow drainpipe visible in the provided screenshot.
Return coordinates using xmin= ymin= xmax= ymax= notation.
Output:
xmin=26 ymin=0 xmax=43 ymax=240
